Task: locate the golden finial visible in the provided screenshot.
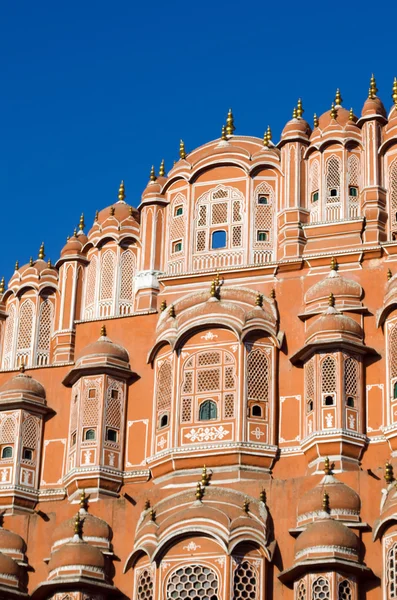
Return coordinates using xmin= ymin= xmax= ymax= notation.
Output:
xmin=385 ymin=461 xmax=394 ymax=484
xmin=330 ymin=103 xmax=337 ymax=119
xmin=0 ymin=278 xmax=4 ymax=294
xmin=215 ymin=272 xmax=221 ymax=286
xmin=100 ymin=324 xmax=107 ymax=337
xmin=296 ymin=98 xmax=304 ymax=118
xmin=149 ymin=509 xmax=156 ymax=522
xmin=243 ymin=498 xmax=250 ymax=513
xmin=160 ymin=300 xmax=167 ymax=311
xmin=369 ymin=74 xmax=378 ymax=99
xmin=210 ymin=280 xmax=217 ymax=298
xmin=118 ymin=180 xmax=126 ymax=202
xmin=66 ymin=236 xmax=70 ymax=242
xmin=324 ymin=456 xmax=331 ymax=475
xmin=259 ymin=489 xmax=266 ymax=503
xmin=255 ymin=292 xmax=263 ymax=307
xmin=129 ymin=206 xmax=133 ymax=216
xmin=195 ymin=482 xmax=204 ymax=501
xmin=263 ymin=130 xmax=269 ymax=147
xmin=73 ymin=228 xmax=78 ymax=237
xmin=74 ymin=512 xmax=82 ymax=536
xmin=38 ymin=242 xmax=45 ymax=260
xmin=19 ymin=362 xmax=25 ymax=373
xmin=29 ymin=257 xmax=33 ymax=267
xmin=328 ymin=292 xmax=335 ymax=307
xmin=144 ymin=499 xmax=150 ymax=510
xmin=179 ymin=140 xmax=186 ymax=160
xmin=313 ymin=113 xmax=319 ymax=128
xmin=201 ymin=465 xmax=209 ymax=487
xmin=349 ymin=108 xmax=355 ymax=122
xmin=169 ymin=305 xmax=176 ymax=318
xmin=388 ymin=268 xmax=393 ymax=281
xmin=78 ymin=213 xmax=85 ymax=232
xmin=47 ymin=258 xmax=51 ymax=268
xmin=14 ymin=260 xmax=19 ymax=271
xmin=322 ymin=491 xmax=330 ymax=513
xmin=109 ymin=206 xmax=115 ymax=216
xmin=149 ymin=165 xmax=156 ymax=182
xmin=159 ymin=159 xmax=165 ymax=177
xmin=226 ymin=108 xmax=235 ymax=136
xmin=270 ymin=288 xmax=276 ymax=299
xmin=95 ymin=210 xmax=99 ymax=221
xmin=335 ymin=88 xmax=342 ymax=106
xmin=221 ymin=125 xmax=227 ymax=141
xmin=292 ymin=107 xmax=297 ymax=119
xmin=330 ymin=256 xmax=337 ymax=271
xmin=80 ymin=489 xmax=87 ymax=510
xmin=393 ymin=77 xmax=397 ymax=107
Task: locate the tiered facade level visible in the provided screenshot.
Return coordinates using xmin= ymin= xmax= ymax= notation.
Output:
xmin=4 ymin=78 xmax=397 ymax=598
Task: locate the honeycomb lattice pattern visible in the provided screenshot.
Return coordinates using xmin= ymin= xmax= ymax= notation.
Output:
xmin=37 ymin=299 xmax=53 ymax=352
xmin=305 ymin=358 xmax=315 ymax=401
xmin=106 ymin=382 xmax=123 ymax=429
xmin=182 ymin=371 xmax=193 ymax=394
xmin=232 ymin=560 xmax=257 ymax=599
xmin=348 ymin=155 xmax=360 ymax=187
xmin=297 ymin=580 xmax=306 ymax=600
xmin=197 ymin=369 xmax=220 ymax=392
xmin=321 ymin=355 xmax=337 ymax=394
xmin=254 ymin=183 xmax=273 ymax=248
xmin=326 ymin=155 xmax=341 ymax=190
xmin=211 ymin=202 xmax=228 ymax=224
xmin=224 ymin=393 xmax=235 ymax=418
xmin=170 ymin=194 xmax=186 ymax=246
xmin=196 ymin=230 xmax=206 ymax=252
xmin=388 ymin=543 xmax=397 ymax=598
xmin=3 ymin=303 xmax=15 ymax=369
xmin=198 ymin=205 xmax=207 ymax=227
xmin=312 ymin=577 xmax=330 ymax=600
xmin=233 ymin=200 xmax=242 ymax=222
xmin=156 ymin=361 xmax=172 ymax=412
xmin=247 ymin=349 xmax=269 ymax=402
xmin=198 ymin=352 xmax=221 ymax=366
xmin=232 ymin=226 xmax=242 ymax=247
xmin=225 ymin=366 xmax=235 ymax=389
xmin=390 ymin=159 xmax=397 ymax=227
xmin=212 ymin=188 xmax=228 ymax=199
xmin=0 ymin=415 xmax=17 ymax=444
xmin=181 ymin=397 xmax=192 ymax=422
xmin=344 ymin=357 xmax=358 ymax=396
xmin=22 ymin=415 xmax=39 ymax=451
xmin=82 ymin=382 xmax=100 ymax=427
xmin=85 ymin=254 xmax=97 ymax=309
xmin=70 ymin=385 xmax=79 ymax=432
xmin=136 ymin=567 xmax=153 ymax=600
xmin=167 ymin=564 xmax=219 ymax=599
xmin=338 ymin=579 xmax=352 ymax=600
xmin=390 ymin=323 xmax=397 ymax=379
xmin=119 ymin=250 xmax=135 ymax=301
xmin=100 ymin=250 xmax=116 ymax=301
xmin=310 ymin=160 xmax=319 ymax=194
xmin=17 ymin=299 xmax=34 ymax=354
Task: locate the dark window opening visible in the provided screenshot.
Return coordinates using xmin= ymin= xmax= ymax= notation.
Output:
xmin=160 ymin=413 xmax=169 ymax=428
xmin=173 ymin=240 xmax=183 ymax=253
xmin=312 ymin=191 xmax=319 ymax=202
xmin=251 ymin=405 xmax=262 ymax=418
xmin=211 ymin=230 xmax=227 ymax=249
xmin=346 ymin=396 xmax=355 ymax=407
xmin=349 ymin=186 xmax=358 ymax=197
xmin=84 ymin=429 xmax=96 ymax=441
xmin=307 ymin=400 xmax=313 ymax=413
xmin=88 ymin=389 xmax=96 ymax=399
xmin=257 ymin=230 xmax=269 ymax=242
xmin=71 ymin=432 xmax=77 ymax=446
xmin=111 ymin=389 xmax=119 ymax=399
xmin=199 ymin=399 xmax=218 ymax=421
xmin=1 ymin=446 xmax=12 ymax=459
xmin=324 ymin=395 xmax=334 ymax=406
xmin=106 ymin=428 xmax=118 ymax=442
xmin=330 ymin=188 xmax=338 ymax=197
xmin=175 ymin=206 xmax=183 ymax=217
xmin=22 ymin=448 xmax=33 ymax=460
xmin=258 ymin=195 xmax=269 ymax=205
xmin=393 ymin=381 xmax=397 ymax=399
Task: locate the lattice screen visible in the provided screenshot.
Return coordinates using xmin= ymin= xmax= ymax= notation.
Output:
xmin=105 ymin=380 xmax=123 ymax=429
xmin=390 ymin=323 xmax=397 ymax=380
xmin=321 ymin=356 xmax=337 ymax=394
xmin=169 ymin=193 xmax=187 ymax=267
xmin=389 ymin=159 xmax=397 ymax=228
xmin=21 ymin=415 xmax=39 ymax=451
xmin=310 ymin=160 xmax=320 ymax=194
xmin=136 ymin=567 xmax=153 ymax=600
xmin=84 ymin=254 xmax=97 ymax=313
xmin=247 ymin=348 xmax=270 ymax=402
xmin=344 ymin=357 xmax=358 ymax=396
xmin=224 ymin=393 xmax=235 ymax=418
xmin=197 ymin=368 xmax=221 ymax=392
xmin=254 ymin=183 xmax=273 ymax=249
xmin=82 ymin=380 xmax=101 ymax=427
xmin=232 ymin=560 xmax=258 ymax=599
xmin=0 ymin=415 xmax=17 ymax=444
xmin=181 ymin=397 xmax=192 ymax=422
xmin=326 ymin=156 xmax=341 ymax=190
xmin=312 ymin=577 xmax=330 ymax=600
xmin=2 ymin=303 xmax=15 ymax=369
xmin=348 ymin=155 xmax=360 ymax=187
xmin=100 ymin=250 xmax=116 ymax=300
xmin=167 ymin=565 xmax=219 ymax=599
xmin=36 ymin=298 xmax=53 ymax=366
xmin=388 ymin=543 xmax=397 ymax=598
xmin=198 ymin=352 xmax=221 ymax=366
xmin=297 ymin=580 xmax=306 ymax=600
xmin=16 ymin=299 xmax=34 ymax=363
xmin=305 ymin=358 xmax=315 ymax=402
xmin=119 ymin=250 xmax=136 ymax=301
xmin=338 ymin=580 xmax=352 ymax=600
xmin=70 ymin=384 xmax=79 ymax=433
xmin=156 ymin=361 xmax=172 ymax=412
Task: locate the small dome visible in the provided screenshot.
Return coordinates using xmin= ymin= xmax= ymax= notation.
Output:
xmin=281 ymin=116 xmax=311 ymax=141
xmin=0 ymin=371 xmax=46 ymax=400
xmin=318 ymin=105 xmax=351 ymax=130
xmin=49 ymin=540 xmax=105 ymax=572
xmin=60 ymin=234 xmax=85 ymax=258
xmin=298 ymin=475 xmax=360 ymax=524
xmin=306 ymin=307 xmax=363 ymax=343
xmin=361 ymin=96 xmax=387 ymax=118
xmin=53 ymin=510 xmax=111 ymax=549
xmin=0 ymin=552 xmax=19 ymax=577
xmin=96 ymin=201 xmax=139 ymax=226
xmin=77 ymin=329 xmax=129 ymax=364
xmin=295 ymin=518 xmax=360 ymax=558
xmin=305 ymin=269 xmax=362 ymax=306
xmin=0 ymin=527 xmax=25 ymax=555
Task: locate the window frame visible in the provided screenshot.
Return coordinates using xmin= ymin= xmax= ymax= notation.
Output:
xmin=211 ymin=230 xmax=227 ymax=250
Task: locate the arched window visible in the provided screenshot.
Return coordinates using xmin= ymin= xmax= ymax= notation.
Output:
xmin=1 ymin=446 xmax=12 ymax=459
xmin=247 ymin=348 xmax=270 ymax=402
xmin=348 ymin=154 xmax=360 ymax=218
xmin=346 ymin=396 xmax=355 ymax=407
xmin=394 ymin=382 xmax=397 ymax=400
xmin=388 ymin=542 xmax=397 ymax=598
xmin=253 ymin=181 xmax=274 ymax=263
xmin=199 ymin=399 xmax=217 ymax=421
xmin=338 ymin=579 xmax=352 ymax=600
xmin=211 ymin=230 xmax=227 ymax=249
xmin=251 ymin=405 xmax=262 ymax=417
xmin=167 ymin=565 xmax=218 ymax=600
xmin=2 ymin=303 xmax=16 ymax=370
xmin=36 ymin=297 xmax=53 ymax=366
xmin=309 ymin=159 xmax=320 ymax=223
xmin=159 ymin=413 xmax=169 ymax=428
xmin=232 ymin=560 xmax=257 ymax=599
xmin=321 ymin=356 xmax=337 ymax=396
xmin=84 ymin=429 xmax=96 ymax=441
xmin=135 ymin=567 xmax=153 ymax=600
xmin=324 ymin=395 xmax=334 ymax=406
xmin=99 ymin=249 xmax=116 ymax=317
xmin=325 ymin=156 xmax=342 ymax=221
xmin=156 ymin=360 xmax=172 ymax=428
xmin=84 ymin=254 xmax=97 ymax=319
xmin=119 ymin=249 xmax=136 ymax=315
xmin=16 ymin=299 xmax=34 ymax=367
xmin=389 ymin=158 xmax=397 ymax=238
xmin=312 ymin=577 xmax=330 ymax=600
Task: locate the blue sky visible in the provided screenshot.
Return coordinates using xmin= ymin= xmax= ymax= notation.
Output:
xmin=0 ymin=0 xmax=396 ymax=282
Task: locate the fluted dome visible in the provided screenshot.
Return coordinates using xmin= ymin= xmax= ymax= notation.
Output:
xmin=53 ymin=510 xmax=111 ymax=550
xmin=0 ymin=527 xmax=25 ymax=557
xmin=306 ymin=270 xmax=362 ymax=306
xmin=318 ymin=105 xmax=351 ymax=130
xmin=77 ymin=330 xmax=129 ymax=364
xmin=0 ymin=371 xmax=46 ymax=401
xmin=96 ymin=200 xmax=139 ymax=226
xmin=49 ymin=540 xmax=105 ymax=572
xmin=280 ymin=116 xmax=311 ymax=142
xmin=306 ymin=307 xmax=363 ymax=343
xmin=0 ymin=552 xmax=19 ymax=577
xmin=298 ymin=474 xmax=360 ymax=525
xmin=60 ymin=233 xmax=86 ymax=258
xmin=361 ymin=96 xmax=387 ymax=118
xmin=295 ymin=518 xmax=360 ymax=558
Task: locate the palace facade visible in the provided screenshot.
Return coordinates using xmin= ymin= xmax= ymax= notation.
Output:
xmin=0 ymin=76 xmax=397 ymax=599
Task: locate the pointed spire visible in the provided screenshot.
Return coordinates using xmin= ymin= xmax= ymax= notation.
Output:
xmin=73 ymin=228 xmax=78 ymax=237
xmin=210 ymin=280 xmax=217 ymax=298
xmin=225 ymin=108 xmax=235 ymax=135
xmin=243 ymin=498 xmax=250 ymax=513
xmin=38 ymin=242 xmax=45 ymax=260
xmin=324 ymin=456 xmax=332 ymax=475
xmin=149 ymin=165 xmax=157 ymax=182
xmin=330 ymin=103 xmax=337 ymax=120
xmin=80 ymin=489 xmax=88 ymax=510
xmin=109 ymin=206 xmax=115 ymax=216
xmin=296 ymin=98 xmax=304 ymax=118
xmin=201 ymin=465 xmax=209 ymax=486
xmin=179 ymin=140 xmax=186 ymax=160
xmin=259 ymin=489 xmax=266 ymax=503
xmin=292 ymin=107 xmax=297 ymax=119
xmin=328 ymin=292 xmax=335 ymax=307
xmin=255 ymin=292 xmax=263 ymax=307
xmin=393 ymin=77 xmax=397 ymax=107
xmin=78 ymin=213 xmax=85 ymax=232
xmin=269 ymin=288 xmax=276 ymax=300
xmin=118 ymin=180 xmax=126 ymax=202
xmin=349 ymin=107 xmax=355 ymax=122
xmin=14 ymin=260 xmax=19 ymax=271
xmin=330 ymin=256 xmax=337 ymax=271
xmin=313 ymin=113 xmax=319 ymax=128
xmin=95 ymin=210 xmax=99 ymax=222
xmin=322 ymin=491 xmax=330 ymax=513
xmin=74 ymin=512 xmax=82 ymax=537
xmin=19 ymin=362 xmax=25 ymax=373
xmin=221 ymin=125 xmax=227 ymax=141
xmin=159 ymin=159 xmax=165 ymax=177
xmin=100 ymin=324 xmax=107 ymax=337
xmin=369 ymin=74 xmax=378 ymax=99
xmin=0 ymin=278 xmax=5 ymax=294
xmin=29 ymin=257 xmax=33 ymax=267
xmin=335 ymin=88 xmax=343 ymax=106
xmin=195 ymin=482 xmax=204 ymax=501
xmin=263 ymin=130 xmax=269 ymax=147
xmin=47 ymin=258 xmax=51 ymax=268
xmin=169 ymin=305 xmax=176 ymax=318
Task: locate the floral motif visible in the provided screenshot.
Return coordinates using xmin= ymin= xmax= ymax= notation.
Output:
xmin=184 ymin=426 xmax=230 ymax=442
